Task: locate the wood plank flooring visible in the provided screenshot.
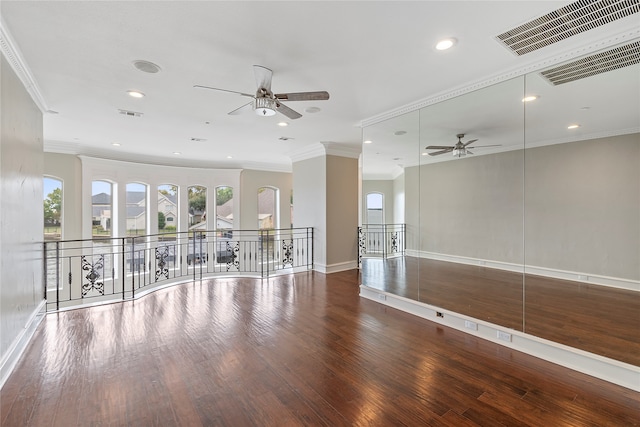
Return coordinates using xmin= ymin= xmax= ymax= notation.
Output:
xmin=361 ymin=256 xmax=640 ymax=366
xmin=1 ymin=270 xmax=639 ymax=426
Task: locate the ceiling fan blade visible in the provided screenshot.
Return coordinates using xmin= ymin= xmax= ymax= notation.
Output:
xmin=473 ymin=144 xmax=502 ymax=148
xmin=466 ymin=150 xmax=474 ymax=155
xmin=275 ymin=91 xmax=330 ymax=101
xmin=228 ymin=102 xmax=253 ymax=115
xmin=428 ymin=148 xmax=453 ymax=156
xmin=425 ymin=145 xmax=454 ymax=150
xmin=194 ymin=85 xmax=254 ymax=98
xmin=275 ymin=102 xmax=302 ymax=120
xmin=254 ymin=65 xmax=273 ymax=92
xmin=463 ymin=139 xmax=478 ymax=147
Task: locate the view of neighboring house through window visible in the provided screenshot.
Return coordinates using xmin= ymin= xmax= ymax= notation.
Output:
xmin=44 ymin=177 xmax=63 ymax=291
xmin=43 ymin=177 xmax=63 ymax=241
xmin=188 ymin=186 xmax=207 ymax=233
xmin=126 ymin=183 xmax=147 ymax=236
xmin=366 ymin=192 xmax=384 ymax=224
xmin=215 ymin=186 xmax=233 ymax=231
xmin=258 ymin=187 xmax=277 ymax=230
xmin=158 ymin=184 xmax=178 ymax=235
xmin=92 ymin=180 xmax=112 ymax=238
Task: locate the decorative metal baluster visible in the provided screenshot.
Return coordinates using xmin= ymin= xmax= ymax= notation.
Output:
xmin=226 ymin=241 xmax=240 ymax=272
xmin=358 ymin=227 xmax=366 ymax=268
xmin=391 ymin=231 xmax=399 ymax=254
xmin=282 ymin=239 xmax=294 ymax=268
xmin=81 ymin=255 xmax=105 ymax=296
xmin=155 ymin=246 xmax=169 ymax=281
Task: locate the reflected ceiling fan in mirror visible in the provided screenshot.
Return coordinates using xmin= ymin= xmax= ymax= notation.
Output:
xmin=194 ymin=65 xmax=330 ymax=120
xmin=425 ymin=133 xmax=501 ymax=157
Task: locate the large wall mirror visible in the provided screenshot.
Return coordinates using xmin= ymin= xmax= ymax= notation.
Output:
xmin=361 ymin=44 xmax=639 ymax=367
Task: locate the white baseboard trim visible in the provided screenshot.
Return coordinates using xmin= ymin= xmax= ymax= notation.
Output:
xmin=407 ymin=250 xmax=639 ymax=292
xmin=360 ymin=285 xmax=640 ymax=392
xmin=0 ymin=299 xmax=47 ymax=390
xmin=315 ymin=260 xmax=358 ymax=274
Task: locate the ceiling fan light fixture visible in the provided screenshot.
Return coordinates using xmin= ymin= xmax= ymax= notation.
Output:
xmin=452 ymin=148 xmax=466 ymax=157
xmin=255 ymin=98 xmax=276 ymax=116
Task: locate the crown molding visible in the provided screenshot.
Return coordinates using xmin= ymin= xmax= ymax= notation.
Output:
xmin=0 ymin=17 xmax=49 ymax=113
xmin=46 ymin=141 xmax=292 ymax=173
xmin=321 ymin=142 xmax=362 ymax=159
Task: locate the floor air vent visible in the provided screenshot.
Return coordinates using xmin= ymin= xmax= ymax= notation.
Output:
xmin=496 ymin=0 xmax=640 ymax=56
xmin=540 ymin=40 xmax=640 ymax=85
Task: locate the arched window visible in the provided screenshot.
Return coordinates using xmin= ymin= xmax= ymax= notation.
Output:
xmin=366 ymin=192 xmax=384 ymax=224
xmin=92 ymin=180 xmax=112 ymax=238
xmin=43 ymin=176 xmax=63 ymax=241
xmin=158 ymin=184 xmax=178 ymax=234
xmin=126 ymin=182 xmax=147 ymax=236
xmin=215 ymin=186 xmax=234 ymax=230
xmin=188 ymin=185 xmax=207 ymax=232
xmin=258 ymin=187 xmax=278 ymax=230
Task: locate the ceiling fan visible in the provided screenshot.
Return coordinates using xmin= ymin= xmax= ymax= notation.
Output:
xmin=425 ymin=134 xmax=500 ymax=157
xmin=194 ymin=65 xmax=329 ymax=120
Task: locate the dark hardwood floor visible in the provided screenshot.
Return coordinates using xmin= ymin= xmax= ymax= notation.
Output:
xmin=361 ymin=256 xmax=640 ymax=366
xmin=1 ymin=270 xmax=638 ymax=426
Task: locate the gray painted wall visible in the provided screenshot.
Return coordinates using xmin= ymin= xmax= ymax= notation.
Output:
xmin=524 ymin=134 xmax=639 ymax=280
xmin=293 ymin=156 xmax=327 ymax=268
xmin=402 ymin=133 xmax=639 ymax=280
xmin=419 ymin=149 xmax=525 ymax=264
xmin=0 ymin=54 xmax=44 ymax=365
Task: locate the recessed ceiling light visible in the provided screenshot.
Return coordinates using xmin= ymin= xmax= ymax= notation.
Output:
xmin=227 ymin=156 xmax=233 ymax=159
xmin=127 ymin=90 xmax=145 ymax=98
xmin=435 ymin=38 xmax=456 ymax=50
xmin=173 ymin=151 xmax=181 ymax=155
xmin=522 ymin=95 xmax=538 ymax=102
xmin=567 ymin=124 xmax=580 ymax=129
xmin=363 ymin=140 xmax=373 ymax=144
xmin=132 ymin=60 xmax=161 ymax=74
xmin=421 ymin=152 xmax=429 ymax=156
xmin=278 ymin=122 xmax=289 ymax=127
xmin=111 ymin=142 xmax=121 ymax=147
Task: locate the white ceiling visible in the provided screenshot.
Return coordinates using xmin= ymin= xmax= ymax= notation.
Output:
xmin=2 ymin=1 xmax=639 ymax=174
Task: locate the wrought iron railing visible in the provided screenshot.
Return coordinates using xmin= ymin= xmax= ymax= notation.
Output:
xmin=358 ymin=223 xmax=406 ymax=266
xmin=43 ymin=227 xmax=313 ymax=312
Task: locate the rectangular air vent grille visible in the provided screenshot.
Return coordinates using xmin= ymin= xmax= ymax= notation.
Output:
xmin=497 ymin=0 xmax=640 ymax=56
xmin=118 ymin=109 xmax=143 ymax=117
xmin=541 ymin=40 xmax=640 ymax=85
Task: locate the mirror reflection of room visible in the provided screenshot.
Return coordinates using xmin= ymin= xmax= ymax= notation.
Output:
xmin=361 ymin=49 xmax=640 ymax=367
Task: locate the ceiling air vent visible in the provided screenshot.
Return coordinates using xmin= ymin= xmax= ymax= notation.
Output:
xmin=540 ymin=40 xmax=640 ymax=85
xmin=118 ymin=109 xmax=143 ymax=117
xmin=496 ymin=0 xmax=640 ymax=56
